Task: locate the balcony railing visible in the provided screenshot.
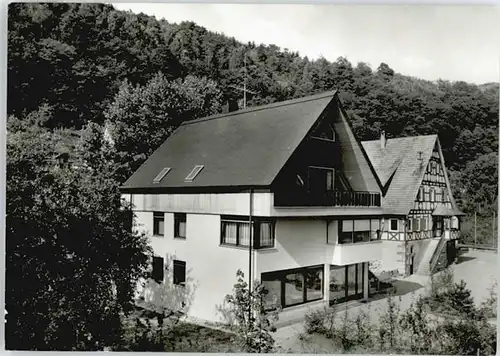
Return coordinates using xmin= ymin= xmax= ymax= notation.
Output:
xmin=274 ymin=190 xmax=381 ymax=207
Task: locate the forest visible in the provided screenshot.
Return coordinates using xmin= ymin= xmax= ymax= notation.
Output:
xmin=6 ymin=2 xmax=498 ymax=350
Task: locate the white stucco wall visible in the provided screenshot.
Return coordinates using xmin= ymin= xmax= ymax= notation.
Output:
xmin=256 ymin=219 xmax=329 ymax=274
xmin=379 ymin=240 xmax=406 ymax=274
xmin=133 ymin=210 xmax=387 ymax=323
xmin=134 ymin=211 xmax=249 ymax=324
xmin=256 ymin=219 xmax=381 ymax=276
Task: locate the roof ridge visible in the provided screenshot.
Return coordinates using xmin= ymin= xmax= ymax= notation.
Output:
xmin=361 ymin=133 xmax=438 ymax=144
xmin=182 ymin=90 xmax=338 ymax=126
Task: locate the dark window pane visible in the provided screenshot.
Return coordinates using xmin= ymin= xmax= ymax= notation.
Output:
xmin=305 ymin=268 xmax=323 ymax=301
xmin=173 ymin=260 xmax=186 ymax=285
xmin=347 ymin=265 xmax=357 ymax=297
xmin=261 ymin=273 xmax=282 ymax=309
xmin=153 ymin=212 xmax=164 ymax=236
xmin=329 ymin=266 xmax=346 ymax=303
xmin=284 ymin=272 xmax=304 ymax=306
xmin=174 ymin=213 xmax=186 ymax=238
xmin=152 ymin=256 xmax=164 ymax=283
xmin=339 ymin=232 xmax=353 ymax=244
xmin=390 ymin=219 xmax=398 ymax=231
xmin=357 ymin=263 xmax=364 ymax=295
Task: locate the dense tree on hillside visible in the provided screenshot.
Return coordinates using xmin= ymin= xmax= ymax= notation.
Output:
xmin=6 ymin=112 xmax=151 ymax=350
xmin=8 ymin=3 xmax=181 ymax=128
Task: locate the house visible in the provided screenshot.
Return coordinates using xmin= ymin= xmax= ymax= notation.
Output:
xmin=362 ymin=133 xmax=464 ymax=276
xmin=120 ymin=90 xmax=388 ymax=325
xmin=120 ymin=90 xmax=463 ymax=325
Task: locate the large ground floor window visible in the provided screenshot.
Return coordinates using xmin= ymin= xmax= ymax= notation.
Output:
xmin=329 ymin=263 xmax=365 ymax=304
xmin=261 ymin=265 xmax=324 ymax=309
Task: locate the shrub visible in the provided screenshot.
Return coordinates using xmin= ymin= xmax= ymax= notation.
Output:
xmin=304 ymin=308 xmax=327 ymax=335
xmin=223 ymin=269 xmax=281 ymax=353
xmin=438 ymin=316 xmax=496 ymax=355
xmin=480 ymin=280 xmax=497 ymax=319
xmin=377 ymin=293 xmax=402 ymax=352
xmin=430 ymin=266 xmax=455 ymax=297
xmin=443 ymin=280 xmax=477 ymax=317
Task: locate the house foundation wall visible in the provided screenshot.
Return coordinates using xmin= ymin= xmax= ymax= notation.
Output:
xmin=379 ymin=240 xmax=406 ymax=275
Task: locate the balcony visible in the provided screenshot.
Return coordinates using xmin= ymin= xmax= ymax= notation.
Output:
xmin=273 ymin=190 xmax=381 ymax=208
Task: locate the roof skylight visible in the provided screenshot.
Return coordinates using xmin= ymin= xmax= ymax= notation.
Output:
xmin=185 ymin=165 xmax=204 ymax=182
xmin=153 ymin=167 xmax=171 ymax=183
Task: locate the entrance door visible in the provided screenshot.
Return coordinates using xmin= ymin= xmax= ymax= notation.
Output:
xmin=410 ymin=256 xmax=414 ymax=275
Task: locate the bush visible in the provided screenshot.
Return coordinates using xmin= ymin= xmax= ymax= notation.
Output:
xmin=430 ymin=266 xmax=455 ymax=297
xmin=438 ymin=317 xmax=496 ymax=355
xmin=223 ymin=269 xmax=280 ymax=353
xmin=304 ymin=304 xmax=373 ymax=353
xmin=304 ymin=308 xmax=327 ymax=335
xmin=377 ymin=293 xmax=402 ymax=352
xmin=479 ymin=280 xmax=497 ymax=319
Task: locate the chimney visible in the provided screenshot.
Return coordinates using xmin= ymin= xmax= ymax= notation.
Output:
xmin=380 ymin=131 xmax=386 ymax=149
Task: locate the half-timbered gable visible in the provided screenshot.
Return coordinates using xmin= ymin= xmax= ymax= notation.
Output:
xmin=362 ymin=133 xmax=464 ymax=276
xmin=362 ymin=134 xmax=463 ymax=242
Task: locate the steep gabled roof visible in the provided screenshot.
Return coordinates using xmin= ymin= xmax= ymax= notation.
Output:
xmin=121 ymin=91 xmax=338 ymax=190
xmin=362 ymin=135 xmax=438 ymax=214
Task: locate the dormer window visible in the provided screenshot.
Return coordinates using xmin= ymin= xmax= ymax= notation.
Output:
xmin=153 ymin=167 xmax=171 ymax=183
xmin=185 ymin=165 xmax=204 ymax=182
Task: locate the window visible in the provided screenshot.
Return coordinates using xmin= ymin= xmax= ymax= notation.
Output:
xmin=413 ymin=218 xmax=420 ymax=231
xmin=430 ymin=188 xmax=435 ymax=202
xmin=152 ymin=256 xmax=164 ymax=283
xmin=153 ymin=167 xmax=171 ymax=183
xmin=370 ymin=219 xmax=381 ymax=241
xmin=326 ymin=170 xmax=334 ymax=192
xmin=257 ymin=221 xmax=275 ymax=248
xmin=221 ymin=217 xmax=275 ymax=249
xmin=390 ymin=219 xmax=398 ymax=231
xmin=311 ymin=121 xmax=336 ymax=141
xmin=153 ymin=212 xmax=164 ymax=236
xmin=221 ymin=219 xmax=251 ymax=246
xmin=174 ymin=213 xmax=186 ymax=238
xmin=308 ymin=167 xmax=335 ymax=194
xmin=185 ymin=165 xmax=204 ymax=182
xmin=173 ymin=260 xmax=186 ymax=286
xmin=262 ymin=265 xmax=323 ymax=309
xmin=407 ymin=219 xmax=412 ymax=232
xmin=330 ymin=263 xmax=366 ymax=304
xmin=421 ymin=217 xmax=427 ymax=230
xmin=339 ymin=219 xmax=374 ymax=244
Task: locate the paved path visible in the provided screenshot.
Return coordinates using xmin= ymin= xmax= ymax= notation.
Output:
xmin=274 ymin=250 xmax=497 ymax=352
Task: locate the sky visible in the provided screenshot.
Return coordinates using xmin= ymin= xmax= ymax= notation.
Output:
xmin=112 ymin=3 xmax=499 ymax=84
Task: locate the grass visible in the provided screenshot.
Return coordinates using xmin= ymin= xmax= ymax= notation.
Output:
xmin=120 ymin=306 xmax=241 ymax=352
xmin=166 ymin=322 xmax=240 ymax=352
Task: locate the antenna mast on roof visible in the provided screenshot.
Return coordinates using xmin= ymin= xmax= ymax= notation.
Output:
xmin=228 ymin=51 xmax=257 ymax=109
